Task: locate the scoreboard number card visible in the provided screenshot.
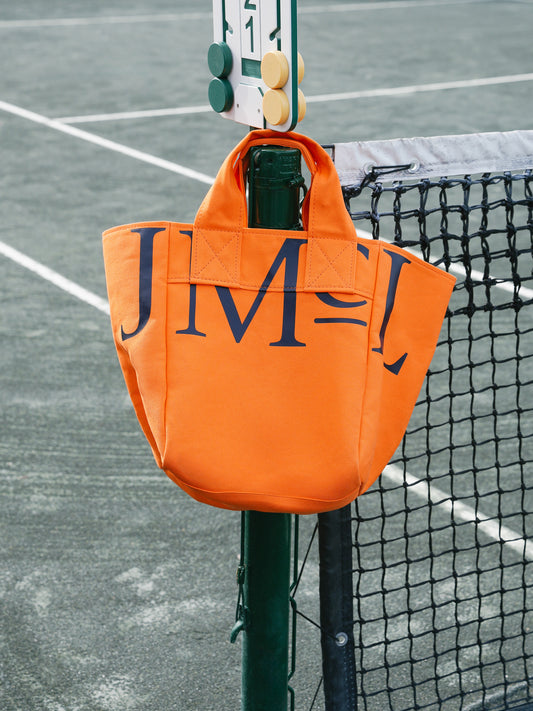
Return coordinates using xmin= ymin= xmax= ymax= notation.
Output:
xmin=208 ymin=0 xmax=305 ymax=132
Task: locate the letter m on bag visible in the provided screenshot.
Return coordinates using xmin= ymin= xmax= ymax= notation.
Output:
xmin=215 ymin=237 xmax=307 ymax=347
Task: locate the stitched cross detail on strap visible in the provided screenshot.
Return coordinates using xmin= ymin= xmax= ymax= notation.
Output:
xmin=305 ymin=239 xmax=356 ymax=294
xmin=191 ymin=230 xmax=241 ymax=287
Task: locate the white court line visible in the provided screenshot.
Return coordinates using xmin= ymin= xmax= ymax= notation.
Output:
xmin=0 ymin=0 xmax=491 ymax=29
xmin=383 ymin=464 xmax=533 ymax=561
xmin=306 ymin=73 xmax=533 ymax=104
xmin=0 ymin=12 xmax=211 ymax=29
xmin=299 ymin=0 xmax=491 ymax=12
xmin=0 ymin=240 xmax=110 ymax=315
xmin=0 ymin=98 xmax=215 ymax=313
xmin=56 ymin=73 xmax=533 ymax=124
xmin=57 ymin=105 xmax=213 ymax=124
xmin=446 ymin=262 xmax=533 ymax=299
xmin=462 ymin=681 xmax=530 ymax=711
xmin=0 ymin=100 xmax=215 ymax=186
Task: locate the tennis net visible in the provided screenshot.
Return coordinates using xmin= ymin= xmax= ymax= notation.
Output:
xmin=332 ymin=130 xmax=533 ymax=711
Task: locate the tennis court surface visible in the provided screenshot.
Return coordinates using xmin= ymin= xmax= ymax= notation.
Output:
xmin=1 ymin=1 xmax=533 ymax=709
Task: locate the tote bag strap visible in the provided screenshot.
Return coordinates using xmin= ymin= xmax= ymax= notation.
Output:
xmin=192 ymin=130 xmax=359 ymax=294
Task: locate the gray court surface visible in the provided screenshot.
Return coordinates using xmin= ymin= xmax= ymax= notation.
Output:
xmin=1 ymin=0 xmax=533 ymax=709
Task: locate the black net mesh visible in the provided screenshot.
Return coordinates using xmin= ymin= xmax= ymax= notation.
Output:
xmin=342 ymin=170 xmax=533 ymax=711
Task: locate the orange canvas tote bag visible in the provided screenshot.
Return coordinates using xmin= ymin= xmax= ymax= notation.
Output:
xmin=103 ymin=130 xmax=456 ymax=514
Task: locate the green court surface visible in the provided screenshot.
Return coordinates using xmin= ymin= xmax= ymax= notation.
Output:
xmin=1 ymin=1 xmax=532 ymax=709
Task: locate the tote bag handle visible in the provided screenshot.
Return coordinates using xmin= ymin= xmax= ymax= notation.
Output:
xmin=192 ymin=130 xmax=359 ymax=293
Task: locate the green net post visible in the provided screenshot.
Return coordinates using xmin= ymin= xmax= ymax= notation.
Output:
xmin=237 ymin=144 xmax=305 ymax=711
xmin=241 ymin=512 xmax=292 ymax=711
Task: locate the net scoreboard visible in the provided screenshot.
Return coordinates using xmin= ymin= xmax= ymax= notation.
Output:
xmin=208 ymin=0 xmax=305 ymax=132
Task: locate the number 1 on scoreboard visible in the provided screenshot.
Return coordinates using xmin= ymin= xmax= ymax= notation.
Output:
xmin=208 ymin=0 xmax=304 ymax=132
xmin=242 ymin=0 xmax=260 ymax=60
